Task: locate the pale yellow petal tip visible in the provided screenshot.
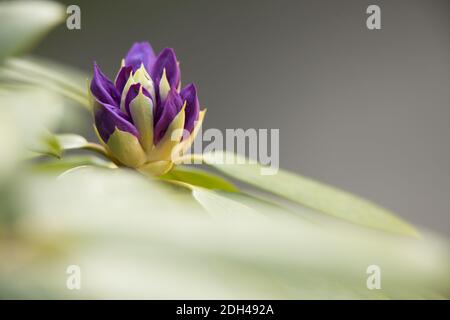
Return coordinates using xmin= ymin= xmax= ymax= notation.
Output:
xmin=148 ymin=107 xmax=186 ymax=162
xmin=198 ymin=108 xmax=207 ymax=121
xmin=193 ymin=109 xmax=206 ymax=133
xmin=159 ymin=68 xmax=171 ymax=101
xmin=129 ymin=87 xmax=154 ymax=153
xmin=135 ymin=63 xmax=150 ymax=79
xmin=138 ymin=160 xmax=174 ymax=177
xmin=172 ymin=109 xmax=207 ymax=157
xmin=405 ymin=224 xmax=421 ymax=238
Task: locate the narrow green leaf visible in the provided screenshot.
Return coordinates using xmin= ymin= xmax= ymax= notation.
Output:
xmin=28 ymin=133 xmax=109 ymax=161
xmin=29 ymin=130 xmax=62 ymax=158
xmin=55 ymin=134 xmax=88 ymax=150
xmin=160 ymin=169 xmax=305 ymax=219
xmin=201 ymin=151 xmax=419 ymax=236
xmin=55 ymin=133 xmax=108 ymax=158
xmin=161 ymin=166 xmax=239 ymax=192
xmin=30 ymin=155 xmax=114 ymax=173
xmin=216 ymin=191 xmax=311 ymax=219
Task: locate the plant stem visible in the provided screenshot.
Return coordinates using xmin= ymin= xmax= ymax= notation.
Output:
xmin=83 ymin=142 xmax=109 ymax=158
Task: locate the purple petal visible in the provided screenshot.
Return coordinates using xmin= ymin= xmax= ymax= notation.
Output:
xmin=90 ymin=63 xmax=120 ymax=107
xmin=93 ymin=99 xmax=138 ymax=142
xmin=124 ymin=83 xmax=153 ymax=117
xmin=180 ymin=83 xmax=200 ymax=134
xmin=124 ymin=83 xmax=141 ymax=117
xmin=115 ymin=65 xmax=133 ymax=93
xmin=154 ymin=89 xmax=183 ymax=144
xmin=124 ymin=42 xmax=156 ymax=73
xmin=151 ymin=48 xmax=181 ymax=89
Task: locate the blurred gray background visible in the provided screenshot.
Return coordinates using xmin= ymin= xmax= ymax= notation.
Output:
xmin=35 ymin=0 xmax=450 ymax=235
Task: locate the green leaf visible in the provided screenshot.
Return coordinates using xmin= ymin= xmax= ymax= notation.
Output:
xmin=0 ymin=57 xmax=90 ymax=109
xmin=161 ymin=166 xmax=239 ymax=192
xmin=201 ymin=151 xmax=419 ymax=237
xmin=0 ymin=86 xmax=61 ymax=164
xmin=55 ymin=134 xmax=88 ymax=150
xmin=29 ymin=133 xmax=110 ymax=160
xmin=2 ymin=166 xmax=447 ymax=299
xmin=0 ymin=1 xmax=65 ymax=60
xmin=160 ymin=169 xmax=304 ymax=219
xmin=215 ymin=190 xmax=310 ymax=219
xmin=0 ymin=86 xmax=64 ymax=176
xmin=55 ymin=133 xmax=108 ymax=158
xmin=30 ymin=131 xmax=62 ymax=158
xmin=30 ymin=155 xmax=114 ymax=173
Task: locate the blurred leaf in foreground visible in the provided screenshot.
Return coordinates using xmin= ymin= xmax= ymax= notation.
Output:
xmin=0 ymin=0 xmax=447 ymax=301
xmin=199 ymin=151 xmax=419 ymax=237
xmin=0 ymin=1 xmax=65 ymax=61
xmin=0 ymin=57 xmax=90 ymax=109
xmin=0 ymin=167 xmax=447 ymax=299
xmin=0 ymin=86 xmax=63 ymax=179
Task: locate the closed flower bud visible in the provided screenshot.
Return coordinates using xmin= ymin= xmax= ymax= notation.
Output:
xmin=90 ymin=42 xmax=205 ymax=176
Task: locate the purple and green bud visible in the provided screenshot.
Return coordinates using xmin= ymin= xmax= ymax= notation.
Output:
xmin=90 ymin=41 xmax=205 ymax=175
